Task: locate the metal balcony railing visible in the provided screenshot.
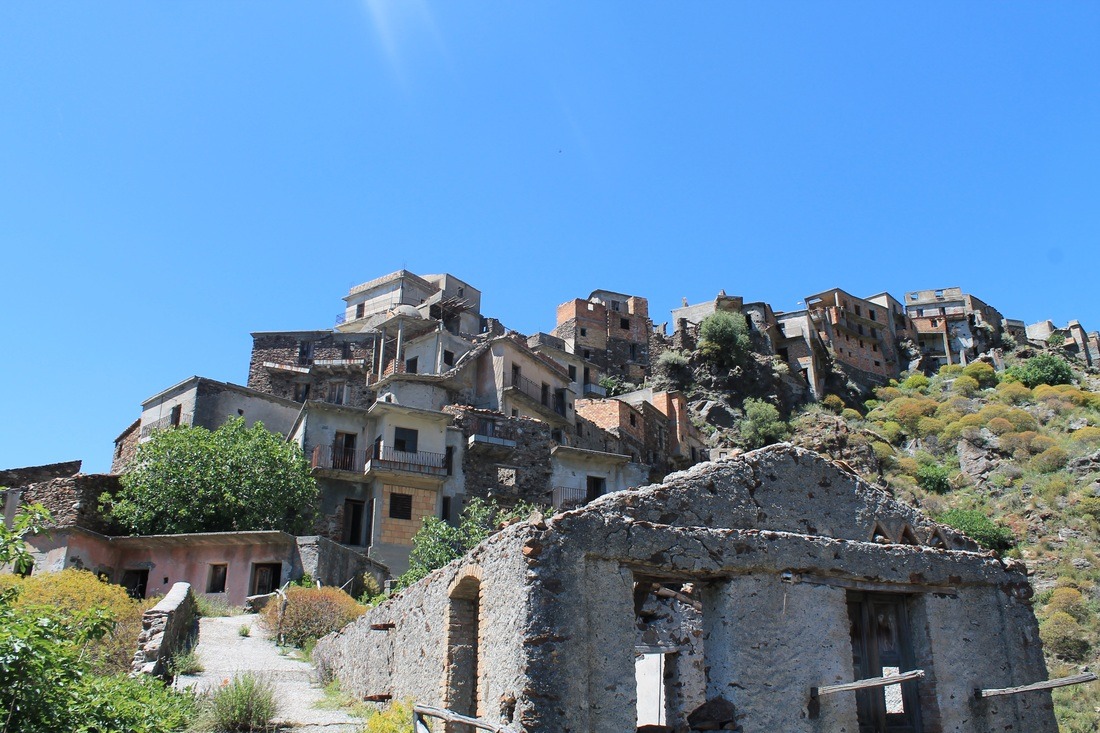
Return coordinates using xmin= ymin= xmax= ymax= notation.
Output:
xmin=311 ymin=445 xmax=367 ymax=473
xmin=582 ymin=382 xmax=606 ymax=397
xmin=552 ymin=486 xmax=590 ymax=510
xmin=370 ymin=446 xmax=448 ymax=475
xmin=507 ymin=373 xmax=566 ymax=416
xmin=470 ymin=418 xmax=517 ymax=441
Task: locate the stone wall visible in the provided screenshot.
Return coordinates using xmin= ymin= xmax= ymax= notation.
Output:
xmin=315 ymin=446 xmax=1055 ymax=732
xmin=247 ymin=332 xmax=376 ymax=407
xmin=0 ymin=460 xmax=82 ymax=487
xmin=296 ymin=535 xmax=385 ymax=597
xmin=131 ymin=582 xmax=198 ymax=678
xmin=17 ymin=473 xmax=121 ymax=533
xmin=111 ymin=422 xmax=140 ymax=474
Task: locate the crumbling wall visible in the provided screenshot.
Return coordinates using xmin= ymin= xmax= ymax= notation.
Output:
xmin=295 ymin=535 xmax=385 ymax=598
xmin=445 ymin=407 xmax=555 ymax=507
xmin=131 ymin=582 xmax=197 ymax=678
xmin=17 ymin=473 xmax=121 ymax=534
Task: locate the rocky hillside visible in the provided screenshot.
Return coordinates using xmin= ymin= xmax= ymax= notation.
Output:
xmin=671 ymin=331 xmax=1100 ymax=732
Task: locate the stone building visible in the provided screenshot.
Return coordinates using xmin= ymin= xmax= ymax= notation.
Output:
xmin=315 ymin=445 xmax=1056 ymax=733
xmin=805 ymin=288 xmax=902 ymax=382
xmin=1026 ymin=319 xmax=1100 ymax=366
xmin=774 ymin=310 xmax=829 ymax=399
xmin=553 ymin=289 xmax=652 ymax=384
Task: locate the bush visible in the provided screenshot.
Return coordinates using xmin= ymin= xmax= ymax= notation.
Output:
xmin=995 ymin=381 xmax=1032 ymax=405
xmin=1048 ymin=332 xmax=1067 ymax=348
xmin=916 ymin=464 xmax=952 ymax=494
xmin=363 ymin=700 xmax=415 ymax=733
xmin=901 ymin=373 xmax=930 ymax=392
xmin=1007 ymin=353 xmax=1075 ymax=389
xmin=985 ymin=417 xmax=1014 ymax=436
xmin=916 ymin=417 xmax=946 ymax=439
xmin=1040 ymin=612 xmax=1090 ymax=661
xmin=698 ymin=311 xmax=751 ymax=368
xmin=196 ymin=595 xmax=239 ymax=618
xmin=938 ymin=509 xmax=1014 ymax=551
xmin=1 ymin=569 xmax=147 ymax=675
xmin=938 ymin=364 xmax=964 ymax=377
xmin=891 ymin=397 xmax=939 ymax=434
xmin=1031 ymin=446 xmax=1069 ymax=474
xmin=962 ymin=361 xmax=997 ymax=388
xmin=739 ymin=398 xmax=790 ymax=449
xmin=875 ymin=386 xmax=903 ymax=403
xmin=952 ymin=375 xmax=980 ymax=396
xmin=841 ymin=408 xmax=862 ymax=422
xmin=263 ymin=587 xmax=364 ymax=648
xmin=822 ymin=394 xmax=845 ymax=413
xmin=1029 ymin=435 xmax=1056 ymax=454
xmin=654 ymin=349 xmax=691 ymax=387
xmin=206 ymin=672 xmax=277 ymax=732
xmin=1047 ymin=587 xmax=1090 ymax=623
xmin=1071 ymin=426 xmax=1100 ymax=445
xmin=880 ymin=421 xmax=904 ymax=444
xmin=999 ymin=431 xmax=1040 ymax=456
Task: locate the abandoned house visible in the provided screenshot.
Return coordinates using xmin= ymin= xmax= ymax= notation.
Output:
xmin=553 ymin=289 xmax=653 ymax=385
xmin=805 ymin=287 xmax=903 ymax=383
xmin=315 ymin=445 xmax=1056 ymax=733
xmin=904 ymin=288 xmax=1005 ymax=368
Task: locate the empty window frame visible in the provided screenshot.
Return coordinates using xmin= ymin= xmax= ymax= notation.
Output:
xmin=207 ymin=564 xmax=228 ymax=593
xmin=393 ymin=427 xmax=419 ymax=453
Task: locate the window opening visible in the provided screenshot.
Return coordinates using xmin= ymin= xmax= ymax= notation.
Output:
xmin=586 ymin=475 xmax=606 ymax=502
xmin=344 ymin=499 xmax=365 ymax=545
xmin=207 ymin=564 xmax=228 ymax=593
xmin=251 ymin=563 xmax=281 ymax=596
xmin=443 ymin=350 xmax=455 ymax=367
xmin=169 ymin=404 xmax=182 ymax=427
xmin=393 ymin=427 xmax=419 ymax=453
xmin=390 ymin=492 xmax=413 ymax=520
xmin=405 ymin=356 xmax=418 ymax=374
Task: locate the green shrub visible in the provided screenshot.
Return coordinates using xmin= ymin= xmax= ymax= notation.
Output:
xmin=698 ymin=311 xmax=751 ymax=368
xmin=1031 ymin=446 xmax=1069 ymax=474
xmin=196 ymin=595 xmax=239 ymax=618
xmin=169 ymin=648 xmax=204 ymax=676
xmin=1048 ymin=332 xmax=1067 ymax=347
xmin=890 ymin=397 xmax=939 ymax=434
xmin=263 ymin=587 xmax=364 ymax=648
xmin=880 ymin=421 xmax=904 ymax=444
xmin=841 ymin=408 xmax=862 ymax=422
xmin=238 ymin=624 xmax=251 ymax=638
xmin=358 ymin=574 xmax=384 ymax=605
xmin=654 ymin=349 xmax=691 ymax=387
xmin=916 ymin=464 xmax=952 ymax=494
xmin=938 ymin=509 xmax=1014 ymax=551
xmin=985 ymin=417 xmax=1013 ymax=435
xmin=962 ymin=361 xmax=997 ymax=388
xmin=362 ymin=700 xmax=415 ymax=733
xmin=1040 ymin=612 xmax=1090 ymax=661
xmin=1077 ymin=496 xmax=1100 ymax=522
xmin=206 ymin=672 xmax=277 ymax=732
xmin=1029 ymin=435 xmax=1056 ymax=454
xmin=901 ymin=373 xmax=930 ymax=392
xmin=999 ymin=431 xmax=1040 ymax=456
xmin=822 ymin=394 xmax=845 ymax=413
xmin=739 ymin=398 xmax=790 ymax=449
xmin=952 ymin=375 xmax=980 ymax=396
xmin=875 ymin=386 xmax=903 ymax=403
xmin=917 ymin=417 xmax=946 ymax=438
xmin=938 ymin=364 xmax=964 ymax=377
xmin=1007 ymin=353 xmax=1075 ymax=388
xmin=871 ymin=441 xmax=895 ymax=464
xmin=1047 ymin=587 xmax=1090 ymax=623
xmin=994 ymin=381 xmax=1032 ymax=405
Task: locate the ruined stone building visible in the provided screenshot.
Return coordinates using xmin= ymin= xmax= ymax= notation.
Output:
xmin=315 ymin=445 xmax=1056 ymax=733
xmin=805 ymin=288 xmax=904 ymax=383
xmin=1026 ymin=319 xmax=1100 ymax=366
xmin=904 ymin=287 xmax=1005 ymax=368
xmin=553 ymin=289 xmax=652 ymax=385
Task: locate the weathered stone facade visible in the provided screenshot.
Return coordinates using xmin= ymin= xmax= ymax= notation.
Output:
xmin=316 ymin=445 xmax=1055 ymax=733
xmin=131 ymin=581 xmax=198 ymax=678
xmin=8 ymin=473 xmax=121 ymax=534
xmin=247 ymin=331 xmax=377 ymax=407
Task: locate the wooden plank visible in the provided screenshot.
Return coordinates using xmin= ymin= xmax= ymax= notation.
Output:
xmin=812 ymin=669 xmax=925 ymax=697
xmin=370 ymin=622 xmax=396 ymax=631
xmin=413 ymin=704 xmax=518 ymax=733
xmin=975 ymin=672 xmax=1097 ymax=699
xmin=797 ymin=572 xmax=957 ymax=597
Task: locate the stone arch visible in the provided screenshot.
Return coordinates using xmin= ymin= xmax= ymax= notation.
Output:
xmin=443 ymin=567 xmax=484 ymax=731
xmin=897 ymin=524 xmax=920 ymax=546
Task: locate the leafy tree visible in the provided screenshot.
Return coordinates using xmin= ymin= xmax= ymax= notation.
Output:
xmin=0 ymin=502 xmax=49 ymax=574
xmin=106 ymin=417 xmax=317 ymax=535
xmin=699 ymin=311 xmax=751 ymax=368
xmin=598 ymin=375 xmax=637 ymax=397
xmin=1047 ymin=332 xmax=1066 ymax=348
xmin=739 ymin=398 xmax=790 ymax=449
xmin=396 ymin=498 xmax=542 ymax=590
xmin=915 ymin=463 xmax=952 ymax=494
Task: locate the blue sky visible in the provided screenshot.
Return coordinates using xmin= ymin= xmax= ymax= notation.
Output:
xmin=2 ymin=3 xmax=1098 ymax=473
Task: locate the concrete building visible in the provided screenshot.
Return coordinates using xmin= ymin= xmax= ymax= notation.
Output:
xmin=904 ymin=287 xmax=1004 ymax=367
xmin=1026 ymin=319 xmax=1100 ymax=367
xmin=774 ymin=310 xmax=829 ymax=399
xmin=316 ymin=445 xmax=1056 ymax=733
xmin=336 ymin=270 xmax=483 ymax=338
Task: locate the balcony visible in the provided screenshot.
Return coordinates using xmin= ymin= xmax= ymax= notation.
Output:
xmin=552 ymin=485 xmax=591 ymax=510
xmin=507 ymin=373 xmax=567 ymax=417
xmin=582 ymin=382 xmax=606 ymax=398
xmin=467 ymin=417 xmax=517 ymax=454
xmin=311 ymin=445 xmax=447 ymax=477
xmin=140 ymin=413 xmax=192 ymax=439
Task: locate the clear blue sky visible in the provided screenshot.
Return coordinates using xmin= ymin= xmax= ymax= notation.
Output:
xmin=2 ymin=3 xmax=1098 ymax=473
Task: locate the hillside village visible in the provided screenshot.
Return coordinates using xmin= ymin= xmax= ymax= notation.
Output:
xmin=4 ymin=269 xmax=1100 ymax=731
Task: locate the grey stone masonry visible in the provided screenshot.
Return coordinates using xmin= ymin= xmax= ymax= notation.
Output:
xmin=315 ymin=445 xmax=1056 ymax=733
xmin=132 ymin=582 xmax=198 ymax=678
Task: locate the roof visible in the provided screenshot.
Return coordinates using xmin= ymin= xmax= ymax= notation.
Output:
xmin=139 ymin=376 xmax=302 ymax=410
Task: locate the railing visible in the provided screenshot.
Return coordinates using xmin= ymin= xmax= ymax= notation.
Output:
xmin=369 ymin=446 xmax=447 ymax=475
xmin=507 ymin=373 xmax=566 ymax=416
xmin=552 ymin=486 xmax=589 ymax=510
xmin=582 ymin=382 xmax=606 ymax=397
xmin=140 ymin=413 xmax=192 ymax=438
xmin=470 ymin=418 xmax=517 ymax=441
xmin=311 ymin=445 xmax=367 ymax=473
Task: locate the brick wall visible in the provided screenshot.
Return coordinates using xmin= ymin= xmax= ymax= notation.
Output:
xmin=379 ymin=484 xmax=436 ymax=545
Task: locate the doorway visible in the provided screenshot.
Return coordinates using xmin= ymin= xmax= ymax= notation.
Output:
xmin=251 ymin=563 xmax=282 ymax=596
xmin=120 ymin=569 xmax=149 ymax=599
xmin=848 ymin=593 xmax=922 ymax=733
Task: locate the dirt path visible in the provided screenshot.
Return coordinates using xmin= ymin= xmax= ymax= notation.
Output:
xmin=178 ymin=614 xmax=361 ymax=732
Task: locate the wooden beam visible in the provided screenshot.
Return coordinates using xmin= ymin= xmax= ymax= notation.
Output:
xmin=975 ymin=672 xmax=1098 ymax=699
xmin=812 ymin=669 xmax=925 ymax=698
xmin=797 ymin=572 xmax=957 ymax=597
xmin=413 ymin=705 xmax=518 ymax=733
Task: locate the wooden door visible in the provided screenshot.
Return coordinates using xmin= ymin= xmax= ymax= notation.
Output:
xmin=848 ymin=593 xmax=922 ymax=733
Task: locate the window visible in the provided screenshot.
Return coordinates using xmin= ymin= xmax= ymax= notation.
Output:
xmin=169 ymin=404 xmax=182 ymax=427
xmin=326 ymin=382 xmax=346 ymax=405
xmin=630 ymin=343 xmax=637 ymax=360
xmin=629 ymin=413 xmax=637 ymax=427
xmin=583 ymin=349 xmax=591 ymax=359
xmin=855 ymin=305 xmax=862 ymax=317
xmin=934 ymin=289 xmax=944 ymax=299
xmin=611 ymin=301 xmax=621 ymax=312
xmin=568 ymin=365 xmax=577 ymax=381
xmin=580 ymin=328 xmax=588 ymax=337
xmin=620 ymin=317 xmax=630 ymax=330
xmin=405 ymin=356 xmax=418 ymax=374
xmin=443 ymin=350 xmax=455 ymax=367
xmin=393 ymin=427 xmax=419 ymax=453
xmin=445 ymin=446 xmax=454 ymax=475
xmin=293 ymin=383 xmax=310 ymax=402
xmin=389 ymin=493 xmax=413 ymax=520
xmin=869 ymin=309 xmax=876 ymax=321
xmin=457 ymin=287 xmax=464 ymax=297
xmin=551 ymin=428 xmax=563 ymax=442
xmin=355 ymin=303 xmax=365 ymax=319
xmin=207 ymin=561 xmax=229 ymax=589
xmin=298 ymin=341 xmax=314 ymax=366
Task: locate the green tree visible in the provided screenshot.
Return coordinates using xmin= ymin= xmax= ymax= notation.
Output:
xmin=0 ymin=502 xmax=49 ymax=574
xmin=699 ymin=311 xmax=752 ymax=368
xmin=396 ymin=498 xmax=542 ymax=589
xmin=106 ymin=418 xmax=317 ymax=535
xmin=915 ymin=463 xmax=952 ymax=494
xmin=739 ymin=398 xmax=790 ymax=449
xmin=938 ymin=509 xmax=1014 ymax=551
xmin=1005 ymin=353 xmax=1074 ymax=389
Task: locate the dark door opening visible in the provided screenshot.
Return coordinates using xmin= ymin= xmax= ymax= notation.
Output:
xmin=334 ymin=432 xmax=357 ymax=471
xmin=344 ymin=499 xmax=365 ymax=545
xmin=848 ymin=593 xmax=922 ymax=733
xmin=121 ymin=569 xmax=149 ymax=599
xmin=586 ymin=475 xmax=606 ymax=502
xmin=252 ymin=563 xmax=282 ymax=596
